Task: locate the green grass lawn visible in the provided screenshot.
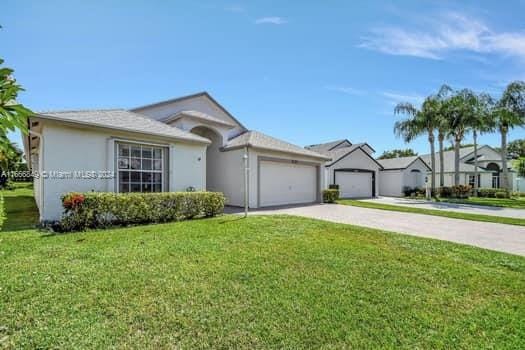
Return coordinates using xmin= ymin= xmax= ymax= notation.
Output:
xmin=440 ymin=196 xmax=525 ymax=209
xmin=1 ymin=182 xmax=39 ymax=231
xmin=338 ymin=199 xmax=525 ymax=226
xmin=1 ymin=187 xmax=525 ymax=348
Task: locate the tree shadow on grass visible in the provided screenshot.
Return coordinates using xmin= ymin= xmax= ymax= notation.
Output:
xmin=2 ymin=193 xmax=39 ymax=232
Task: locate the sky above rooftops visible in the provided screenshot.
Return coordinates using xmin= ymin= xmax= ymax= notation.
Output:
xmin=2 ymin=0 xmax=525 ymax=155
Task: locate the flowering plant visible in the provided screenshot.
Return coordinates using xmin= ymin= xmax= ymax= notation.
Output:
xmin=62 ymin=193 xmax=85 ymax=210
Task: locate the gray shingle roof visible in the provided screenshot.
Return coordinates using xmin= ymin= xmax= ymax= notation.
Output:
xmin=223 ymin=131 xmax=331 ymax=160
xmin=163 ymin=110 xmax=236 ymax=128
xmin=420 ymin=147 xmax=489 ymax=172
xmin=305 ymin=139 xmax=349 ymax=153
xmin=36 ymin=109 xmax=210 ymax=144
xmin=377 ymin=156 xmax=430 ymax=170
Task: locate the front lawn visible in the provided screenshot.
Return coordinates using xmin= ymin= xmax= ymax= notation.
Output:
xmin=440 ymin=196 xmax=525 ymax=209
xmin=1 ymin=196 xmax=525 ymax=348
xmin=1 ymin=182 xmax=39 ymax=231
xmin=338 ymin=199 xmax=525 ymax=226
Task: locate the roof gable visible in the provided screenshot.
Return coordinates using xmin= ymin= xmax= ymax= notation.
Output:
xmin=130 ymin=92 xmax=246 ymax=130
xmin=327 ymin=146 xmax=384 ymax=169
xmin=378 ymin=156 xmax=431 ymax=171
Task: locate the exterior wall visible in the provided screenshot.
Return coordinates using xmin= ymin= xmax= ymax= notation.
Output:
xmin=213 ymin=148 xmax=245 ymax=207
xmin=327 ymin=148 xmax=381 ymax=197
xmin=402 ymin=159 xmax=427 ymax=189
xmin=134 ymin=95 xmax=245 ymax=141
xmin=378 ymin=170 xmax=403 ymax=197
xmin=430 ymin=171 xmax=497 ymax=189
xmin=39 ymin=122 xmax=206 ymax=221
xmin=248 ymin=149 xmax=326 ymax=208
xmin=168 ymin=117 xmax=233 ymax=147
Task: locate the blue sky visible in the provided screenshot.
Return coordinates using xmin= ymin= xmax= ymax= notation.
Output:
xmin=2 ymin=0 xmax=525 ymax=156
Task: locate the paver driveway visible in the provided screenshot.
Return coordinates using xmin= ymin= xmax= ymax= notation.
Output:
xmin=362 ymin=196 xmax=525 ymax=219
xmin=245 ymin=204 xmax=525 ymax=256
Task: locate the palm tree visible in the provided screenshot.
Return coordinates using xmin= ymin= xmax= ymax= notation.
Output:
xmin=394 ymin=98 xmax=440 ymax=192
xmin=442 ymin=88 xmax=481 ymax=185
xmin=468 ymin=93 xmax=495 ymax=195
xmin=492 ymin=81 xmax=525 ymax=190
xmin=435 ymin=85 xmax=453 ymax=187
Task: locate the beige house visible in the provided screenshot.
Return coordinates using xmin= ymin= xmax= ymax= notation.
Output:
xmin=24 ymin=92 xmax=330 ymax=221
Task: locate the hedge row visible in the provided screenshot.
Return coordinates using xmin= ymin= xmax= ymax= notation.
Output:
xmin=59 ymin=191 xmax=226 ymax=231
xmin=0 ymin=194 xmax=5 ymax=231
xmin=439 ymin=185 xmax=472 ymax=199
xmin=477 ymin=188 xmax=510 ymax=198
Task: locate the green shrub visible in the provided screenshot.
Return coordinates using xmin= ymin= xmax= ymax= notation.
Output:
xmin=438 ymin=187 xmax=453 ymax=198
xmin=439 ymin=185 xmax=471 ymax=199
xmin=59 ymin=191 xmax=226 ymax=232
xmin=323 ymin=189 xmax=339 ymax=203
xmin=451 ymin=185 xmax=471 ymax=199
xmin=478 ymin=188 xmax=509 ymax=198
xmin=0 ymin=194 xmax=5 ymax=231
xmin=495 ymin=191 xmax=508 ymax=199
xmin=328 ymin=184 xmax=339 ymax=190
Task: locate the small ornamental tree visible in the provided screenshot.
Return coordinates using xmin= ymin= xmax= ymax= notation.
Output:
xmin=0 ymin=56 xmax=33 ymax=152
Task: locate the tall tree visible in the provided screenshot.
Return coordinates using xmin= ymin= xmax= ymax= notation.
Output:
xmin=0 ymin=57 xmax=33 ymax=151
xmin=435 ymin=85 xmax=453 ymax=187
xmin=442 ymin=88 xmax=481 ymax=185
xmin=507 ymin=139 xmax=525 ymax=157
xmin=492 ymin=81 xmax=525 ymax=190
xmin=468 ymin=93 xmax=495 ymax=194
xmin=394 ymin=97 xmax=440 ymax=192
xmin=378 ymin=148 xmax=418 ymax=159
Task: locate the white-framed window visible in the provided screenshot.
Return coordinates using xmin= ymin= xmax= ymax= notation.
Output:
xmin=492 ymin=174 xmax=500 ymax=188
xmin=468 ymin=174 xmax=480 ymax=187
xmin=116 ymin=142 xmax=165 ymax=193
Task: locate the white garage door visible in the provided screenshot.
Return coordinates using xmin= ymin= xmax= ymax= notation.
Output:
xmin=336 ymin=171 xmax=373 ymax=198
xmin=259 ymin=160 xmax=317 ymax=207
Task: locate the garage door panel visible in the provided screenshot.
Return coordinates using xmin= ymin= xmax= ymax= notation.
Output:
xmin=336 ymin=171 xmax=372 ymax=198
xmin=260 ymin=161 xmax=317 ymax=207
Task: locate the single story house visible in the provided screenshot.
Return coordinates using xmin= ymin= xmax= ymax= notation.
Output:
xmin=377 ymin=156 xmax=431 ymax=197
xmin=305 ymin=139 xmax=383 ymax=198
xmin=420 ymin=145 xmax=517 ymax=190
xmin=24 ymin=92 xmax=330 ymax=221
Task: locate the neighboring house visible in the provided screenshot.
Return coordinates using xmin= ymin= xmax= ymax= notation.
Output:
xmin=420 ymin=145 xmax=517 ymax=190
xmin=305 ymin=139 xmax=383 ymax=198
xmin=24 ymin=92 xmax=330 ymax=221
xmin=377 ymin=156 xmax=431 ymax=197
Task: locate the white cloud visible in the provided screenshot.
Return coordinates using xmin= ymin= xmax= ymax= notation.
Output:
xmin=359 ymin=12 xmax=525 ymax=60
xmin=325 ymin=85 xmax=366 ymax=96
xmin=255 ymin=17 xmax=287 ymax=25
xmin=382 ymin=92 xmax=426 ymax=106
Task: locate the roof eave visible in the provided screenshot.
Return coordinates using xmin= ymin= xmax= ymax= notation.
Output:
xmin=222 ymin=144 xmax=331 ymax=161
xmin=34 ymin=114 xmax=211 ymax=145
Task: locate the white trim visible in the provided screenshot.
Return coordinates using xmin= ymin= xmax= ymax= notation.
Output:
xmin=115 ymin=142 xmax=166 ymax=193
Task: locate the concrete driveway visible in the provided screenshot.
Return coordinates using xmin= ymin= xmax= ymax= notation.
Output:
xmin=241 ymin=204 xmax=525 ymax=256
xmin=362 ymin=196 xmax=525 ymax=219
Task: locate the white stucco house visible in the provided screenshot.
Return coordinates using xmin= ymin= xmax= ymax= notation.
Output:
xmin=24 ymin=92 xmax=330 ymax=221
xmin=306 ymin=139 xmax=383 ymax=198
xmin=420 ymin=145 xmax=517 ymax=190
xmin=377 ymin=156 xmax=431 ymax=197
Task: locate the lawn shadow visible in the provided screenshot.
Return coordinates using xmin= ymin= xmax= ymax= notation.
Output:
xmin=2 ymin=193 xmax=39 ymax=232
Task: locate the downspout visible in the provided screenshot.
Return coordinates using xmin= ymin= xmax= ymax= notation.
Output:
xmin=243 ymin=146 xmax=249 ymax=217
